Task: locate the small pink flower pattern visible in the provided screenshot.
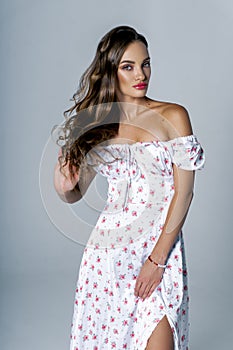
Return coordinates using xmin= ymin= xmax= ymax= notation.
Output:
xmin=70 ymin=135 xmax=205 ymax=350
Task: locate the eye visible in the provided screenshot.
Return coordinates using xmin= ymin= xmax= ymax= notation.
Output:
xmin=121 ymin=65 xmax=133 ymax=71
xmin=143 ymin=61 xmax=150 ymax=68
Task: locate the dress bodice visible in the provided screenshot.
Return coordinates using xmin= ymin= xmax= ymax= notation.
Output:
xmin=85 ymin=135 xmax=205 ymax=248
xmin=86 ymin=134 xmax=205 ymax=182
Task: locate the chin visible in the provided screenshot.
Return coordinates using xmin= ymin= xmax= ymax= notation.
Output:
xmin=118 ymin=89 xmax=148 ymax=102
xmin=133 ymin=91 xmax=147 ymax=98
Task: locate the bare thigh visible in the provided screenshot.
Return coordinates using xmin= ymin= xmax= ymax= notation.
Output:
xmin=145 ymin=315 xmax=174 ymax=350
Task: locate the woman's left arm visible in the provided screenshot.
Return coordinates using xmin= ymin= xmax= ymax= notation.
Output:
xmin=150 ymin=165 xmax=195 ymax=262
xmin=134 ymin=104 xmax=195 ymax=300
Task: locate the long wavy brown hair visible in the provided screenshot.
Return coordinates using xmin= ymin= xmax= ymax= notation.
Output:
xmin=52 ymin=25 xmax=148 ymax=177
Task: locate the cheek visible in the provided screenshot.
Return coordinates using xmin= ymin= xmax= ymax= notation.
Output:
xmin=146 ymin=69 xmax=151 ymax=79
xmin=117 ymin=71 xmax=131 ymax=87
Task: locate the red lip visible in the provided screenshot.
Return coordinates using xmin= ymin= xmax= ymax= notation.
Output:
xmin=133 ymin=83 xmax=148 ymax=89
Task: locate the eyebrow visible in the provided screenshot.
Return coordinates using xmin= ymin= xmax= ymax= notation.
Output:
xmin=119 ymin=57 xmax=150 ymax=64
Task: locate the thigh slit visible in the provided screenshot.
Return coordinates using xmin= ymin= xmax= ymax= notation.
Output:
xmin=145 ymin=315 xmax=175 ymax=350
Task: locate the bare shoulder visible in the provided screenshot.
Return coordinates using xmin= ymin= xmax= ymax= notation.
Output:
xmin=148 ymin=99 xmax=193 ymax=138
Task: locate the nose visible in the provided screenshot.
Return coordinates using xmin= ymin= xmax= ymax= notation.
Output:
xmin=135 ymin=66 xmax=146 ymax=81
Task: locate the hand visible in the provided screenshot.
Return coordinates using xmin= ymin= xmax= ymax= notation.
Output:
xmin=134 ymin=258 xmax=164 ymax=301
xmin=54 ymin=148 xmax=80 ymax=195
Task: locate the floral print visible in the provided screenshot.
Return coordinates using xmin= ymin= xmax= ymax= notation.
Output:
xmin=70 ymin=135 xmax=205 ymax=350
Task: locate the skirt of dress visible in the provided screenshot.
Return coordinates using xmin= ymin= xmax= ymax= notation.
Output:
xmin=69 ymin=223 xmax=189 ymax=350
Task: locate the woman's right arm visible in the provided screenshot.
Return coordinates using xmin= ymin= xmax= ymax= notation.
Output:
xmin=53 ymin=149 xmax=97 ymax=204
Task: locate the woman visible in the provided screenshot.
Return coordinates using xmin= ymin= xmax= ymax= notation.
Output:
xmin=53 ymin=26 xmax=205 ymax=350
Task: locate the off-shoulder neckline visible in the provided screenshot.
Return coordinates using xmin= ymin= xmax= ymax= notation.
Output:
xmin=105 ymin=134 xmax=197 ymax=147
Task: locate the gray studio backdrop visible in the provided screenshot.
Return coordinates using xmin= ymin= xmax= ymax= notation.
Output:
xmin=1 ymin=0 xmax=232 ymax=349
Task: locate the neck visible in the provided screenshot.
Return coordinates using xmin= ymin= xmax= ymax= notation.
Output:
xmin=117 ymin=96 xmax=149 ymax=121
xmin=117 ymin=93 xmax=148 ymax=104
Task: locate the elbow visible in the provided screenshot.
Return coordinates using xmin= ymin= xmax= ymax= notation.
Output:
xmin=56 ymin=188 xmax=83 ymax=204
xmin=189 ymin=191 xmax=194 ymax=207
xmin=67 ymin=196 xmax=83 ymax=204
xmin=59 ymin=195 xmax=82 ymax=204
xmin=174 ymin=189 xmax=194 ymax=203
xmin=191 ymin=190 xmax=194 ymax=201
xmin=187 ymin=190 xmax=194 ymax=207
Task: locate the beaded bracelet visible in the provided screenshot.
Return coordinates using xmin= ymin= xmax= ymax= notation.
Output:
xmin=148 ymin=255 xmax=167 ymax=269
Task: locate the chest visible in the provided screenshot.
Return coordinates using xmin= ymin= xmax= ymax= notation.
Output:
xmin=114 ymin=114 xmax=169 ymax=144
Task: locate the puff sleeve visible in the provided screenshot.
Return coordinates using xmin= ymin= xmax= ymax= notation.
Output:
xmin=167 ymin=135 xmax=205 ymax=170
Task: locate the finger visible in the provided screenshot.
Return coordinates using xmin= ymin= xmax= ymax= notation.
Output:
xmin=135 ymin=279 xmax=146 ymax=297
xmin=142 ymin=275 xmax=163 ymax=300
xmin=141 ymin=284 xmax=153 ymax=300
xmin=71 ymin=164 xmax=80 ymax=176
xmin=137 ymin=283 xmax=148 ymax=299
xmin=146 ymin=282 xmax=158 ymax=299
xmin=134 ymin=281 xmax=142 ymax=297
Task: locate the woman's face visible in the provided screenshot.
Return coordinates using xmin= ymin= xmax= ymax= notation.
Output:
xmin=116 ymin=41 xmax=151 ymax=102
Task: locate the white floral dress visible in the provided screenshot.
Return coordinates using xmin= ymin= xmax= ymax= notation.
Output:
xmin=69 ymin=135 xmax=205 ymax=350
